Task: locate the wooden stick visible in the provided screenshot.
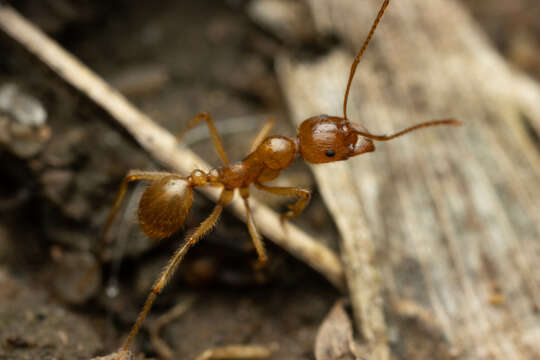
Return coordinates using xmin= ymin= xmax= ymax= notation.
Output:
xmin=0 ymin=4 xmax=345 ymax=290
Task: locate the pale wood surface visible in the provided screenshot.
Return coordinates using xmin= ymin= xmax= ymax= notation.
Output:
xmin=277 ymin=0 xmax=540 ymax=358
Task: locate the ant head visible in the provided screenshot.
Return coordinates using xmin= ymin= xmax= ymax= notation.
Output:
xmin=297 ymin=115 xmax=374 ymax=164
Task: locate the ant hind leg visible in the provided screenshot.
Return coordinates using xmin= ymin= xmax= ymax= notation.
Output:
xmin=119 ymin=189 xmax=233 ymax=356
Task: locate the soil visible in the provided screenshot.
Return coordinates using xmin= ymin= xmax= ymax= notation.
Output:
xmin=0 ymin=0 xmax=539 ymax=359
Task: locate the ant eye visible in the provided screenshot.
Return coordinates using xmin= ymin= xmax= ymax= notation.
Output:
xmin=325 ymin=149 xmax=335 ymax=157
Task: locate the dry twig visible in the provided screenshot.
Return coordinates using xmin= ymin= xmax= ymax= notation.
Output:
xmin=196 ymin=344 xmax=277 ymax=360
xmin=148 ymin=295 xmax=197 ymax=360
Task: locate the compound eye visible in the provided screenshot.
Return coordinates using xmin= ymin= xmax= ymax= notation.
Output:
xmin=325 ymin=149 xmax=335 ymax=157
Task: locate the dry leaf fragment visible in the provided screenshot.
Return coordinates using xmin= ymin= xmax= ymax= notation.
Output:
xmin=315 ymin=300 xmax=362 ymax=360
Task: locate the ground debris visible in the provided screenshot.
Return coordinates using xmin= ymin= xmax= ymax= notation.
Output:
xmin=314 ymin=300 xmax=361 ymax=360
xmin=0 ymin=267 xmax=102 ymax=359
xmin=196 ymin=343 xmax=278 ymax=360
xmin=90 ymin=351 xmax=133 ymax=360
xmin=247 ymin=0 xmax=318 ymax=45
xmin=0 ymin=83 xmax=50 ymax=158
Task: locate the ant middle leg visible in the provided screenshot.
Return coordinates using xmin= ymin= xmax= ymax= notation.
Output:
xmin=176 ymin=112 xmax=229 ymax=166
xmin=248 ymin=117 xmax=275 ymax=154
xmin=239 ymin=187 xmax=268 ymax=268
xmin=119 ymin=189 xmax=233 ymax=357
xmin=254 ymin=182 xmax=311 ymax=223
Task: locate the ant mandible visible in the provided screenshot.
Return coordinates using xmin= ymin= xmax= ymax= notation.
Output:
xmin=106 ymin=0 xmax=460 ymax=357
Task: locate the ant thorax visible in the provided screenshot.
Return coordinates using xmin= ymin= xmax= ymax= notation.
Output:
xmin=254 ymin=135 xmax=297 ymax=170
xmin=210 ymin=135 xmax=297 ymax=190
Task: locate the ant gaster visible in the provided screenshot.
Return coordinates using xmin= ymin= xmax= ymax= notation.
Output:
xmin=105 ymin=0 xmax=460 ymax=357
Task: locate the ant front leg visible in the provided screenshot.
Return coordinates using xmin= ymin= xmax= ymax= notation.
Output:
xmin=119 ymin=189 xmax=234 ymax=358
xmin=254 ymin=182 xmax=311 ymax=224
xmin=176 ymin=112 xmax=230 ymax=166
xmin=239 ymin=187 xmax=267 ymax=268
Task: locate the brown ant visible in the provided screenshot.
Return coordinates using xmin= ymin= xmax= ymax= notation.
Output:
xmin=103 ymin=0 xmax=460 ymax=357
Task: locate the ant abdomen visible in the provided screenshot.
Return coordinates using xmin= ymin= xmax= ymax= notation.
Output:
xmin=138 ymin=176 xmax=193 ymax=239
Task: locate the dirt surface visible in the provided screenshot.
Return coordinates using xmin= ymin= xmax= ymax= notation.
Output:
xmin=1 ymin=1 xmax=338 ymax=359
xmin=0 ymin=267 xmax=101 ymax=359
xmin=1 ymin=0 xmax=539 ymax=359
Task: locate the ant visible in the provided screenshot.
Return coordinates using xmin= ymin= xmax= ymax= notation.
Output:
xmin=103 ymin=0 xmax=460 ymax=358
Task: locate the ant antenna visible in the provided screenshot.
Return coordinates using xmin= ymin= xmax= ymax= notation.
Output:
xmin=343 ymin=0 xmax=390 ymax=120
xmin=352 ymin=119 xmax=461 ymax=141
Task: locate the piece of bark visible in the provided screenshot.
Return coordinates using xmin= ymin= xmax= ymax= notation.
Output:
xmin=277 ymin=0 xmax=540 ymax=359
xmin=314 ymin=300 xmax=361 ymax=360
xmin=247 ymin=0 xmax=318 ymax=44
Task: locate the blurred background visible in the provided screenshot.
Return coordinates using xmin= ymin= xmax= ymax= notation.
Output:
xmin=0 ymin=0 xmax=539 ymax=359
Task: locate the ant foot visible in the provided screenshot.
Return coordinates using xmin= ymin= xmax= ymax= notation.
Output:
xmin=252 ymin=259 xmax=268 ymax=284
xmin=279 ymin=213 xmax=292 ymax=233
xmin=252 ymin=257 xmax=268 ymax=271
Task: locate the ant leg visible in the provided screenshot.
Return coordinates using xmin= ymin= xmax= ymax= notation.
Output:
xmin=248 ymin=117 xmax=275 ymax=154
xmin=254 ymin=182 xmax=311 ymax=222
xmin=78 ymin=170 xmax=181 ymax=294
xmin=239 ymin=188 xmax=267 ymax=267
xmin=176 ymin=112 xmax=230 ymax=166
xmin=119 ymin=189 xmax=233 ymax=356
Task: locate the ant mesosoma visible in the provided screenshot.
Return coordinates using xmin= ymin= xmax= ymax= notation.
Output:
xmin=104 ymin=0 xmax=460 ymax=357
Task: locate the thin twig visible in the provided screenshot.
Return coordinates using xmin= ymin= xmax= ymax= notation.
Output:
xmin=196 ymin=344 xmax=278 ymax=360
xmin=148 ymin=295 xmax=197 ymax=359
xmin=0 ymin=4 xmax=345 ymax=290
